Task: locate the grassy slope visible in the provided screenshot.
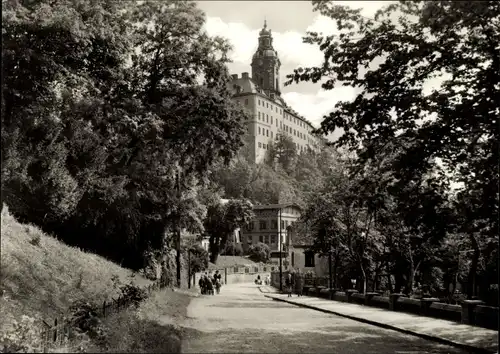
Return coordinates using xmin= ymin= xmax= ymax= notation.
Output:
xmin=0 ymin=204 xmax=151 ymax=332
xmin=91 ymin=289 xmax=196 ymax=353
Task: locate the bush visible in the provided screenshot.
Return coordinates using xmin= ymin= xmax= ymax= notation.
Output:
xmin=247 ymin=242 xmax=270 ymax=263
xmin=69 ymin=300 xmax=105 ymax=340
xmin=221 ymin=242 xmax=243 ymax=256
xmin=119 ymin=283 xmax=148 ymax=308
xmin=0 ymin=315 xmax=42 ymax=353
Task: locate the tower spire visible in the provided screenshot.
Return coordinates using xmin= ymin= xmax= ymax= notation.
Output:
xmin=264 ymin=18 xmax=267 ymax=29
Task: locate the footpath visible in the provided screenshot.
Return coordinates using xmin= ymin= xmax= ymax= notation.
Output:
xmin=259 ymin=286 xmax=498 ymax=354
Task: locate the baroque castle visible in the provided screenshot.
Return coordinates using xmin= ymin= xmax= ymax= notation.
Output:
xmin=228 ymin=21 xmax=320 ymax=163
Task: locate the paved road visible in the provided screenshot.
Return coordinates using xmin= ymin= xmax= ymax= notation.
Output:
xmin=180 ymin=283 xmax=470 ymax=353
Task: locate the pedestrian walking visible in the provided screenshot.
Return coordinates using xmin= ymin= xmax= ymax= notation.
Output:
xmin=198 ymin=275 xmax=206 ymax=295
xmin=214 ymin=270 xmax=222 ymax=294
xmin=285 ymin=273 xmax=294 ymax=297
xmin=206 ymin=274 xmax=214 ymax=295
xmin=295 ymin=270 xmax=304 ymax=297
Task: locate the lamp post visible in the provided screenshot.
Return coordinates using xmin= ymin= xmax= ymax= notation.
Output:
xmin=279 ymin=207 xmax=283 ymax=292
xmin=187 ymin=248 xmax=191 ymax=289
xmin=175 ymin=171 xmax=181 ymax=288
xmin=328 ymin=248 xmax=333 ymax=295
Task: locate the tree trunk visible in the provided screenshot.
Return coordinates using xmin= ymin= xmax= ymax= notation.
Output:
xmin=408 ymin=260 xmax=421 ymax=296
xmin=360 ymin=264 xmax=367 ymax=294
xmin=209 ymin=236 xmax=221 ymax=264
xmin=372 ymin=266 xmax=380 ymax=292
xmin=333 ymin=253 xmax=339 ymax=289
xmin=466 ymin=233 xmax=480 ymax=299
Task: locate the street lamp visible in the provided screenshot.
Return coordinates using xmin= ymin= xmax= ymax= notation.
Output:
xmin=279 ymin=207 xmax=283 ymax=292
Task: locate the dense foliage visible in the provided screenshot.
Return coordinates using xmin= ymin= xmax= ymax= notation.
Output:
xmin=1 ymin=0 xmax=249 ymax=270
xmin=203 ymin=199 xmax=254 ymax=263
xmin=286 ymin=0 xmax=499 ymax=302
xmin=247 ymin=242 xmax=271 ymax=264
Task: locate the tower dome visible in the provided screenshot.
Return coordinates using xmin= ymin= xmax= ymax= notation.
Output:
xmin=259 ymin=19 xmax=271 ymax=36
xmin=251 ymin=20 xmax=281 ymax=96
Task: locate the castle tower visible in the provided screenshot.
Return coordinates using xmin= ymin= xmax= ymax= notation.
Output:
xmin=251 ymin=20 xmax=281 ymax=96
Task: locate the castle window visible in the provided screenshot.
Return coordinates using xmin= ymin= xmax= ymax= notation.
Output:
xmin=259 ymin=220 xmax=267 ymax=230
xmin=258 ymin=112 xmax=261 ymax=120
xmin=291 ymin=252 xmax=295 ymax=267
xmin=261 ymin=78 xmax=264 ymax=85
xmin=266 ymin=116 xmax=269 ymax=123
xmin=271 ymin=220 xmax=278 ymax=229
xmin=258 ymin=127 xmax=261 ymax=134
xmin=280 ymin=121 xmax=282 ymax=128
xmin=266 ymin=114 xmax=269 ymax=120
xmin=266 ymin=103 xmax=268 ymax=108
xmin=271 ymin=235 xmax=276 ymax=243
xmin=271 ymin=131 xmax=273 ymax=138
xmin=271 ymin=117 xmax=273 ymax=124
xmin=276 ymin=120 xmax=278 ymax=127
xmin=258 ymin=99 xmax=260 ymax=106
xmin=259 ymin=235 xmax=264 ymax=243
xmin=258 ymin=142 xmax=262 ymax=148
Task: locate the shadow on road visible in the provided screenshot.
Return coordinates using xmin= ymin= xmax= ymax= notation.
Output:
xmin=179 ymin=284 xmax=470 ymax=354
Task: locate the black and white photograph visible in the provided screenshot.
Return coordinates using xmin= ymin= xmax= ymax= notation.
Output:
xmin=1 ymin=0 xmax=498 ymax=353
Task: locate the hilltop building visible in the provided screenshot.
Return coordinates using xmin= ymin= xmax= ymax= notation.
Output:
xmin=228 ymin=21 xmax=321 ymax=163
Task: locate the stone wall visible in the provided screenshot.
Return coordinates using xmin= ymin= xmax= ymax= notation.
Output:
xmin=270 ymin=271 xmax=498 ymax=331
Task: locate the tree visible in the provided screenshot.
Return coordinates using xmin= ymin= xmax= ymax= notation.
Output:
xmin=204 ymin=199 xmax=254 ymax=264
xmin=247 ymin=242 xmax=271 ymax=263
xmin=186 ymin=244 xmax=209 ymax=274
xmin=287 ymin=0 xmax=499 ymax=299
xmin=265 ymin=132 xmax=297 ymax=174
xmin=210 ymin=153 xmax=304 ymax=205
xmin=221 ymin=242 xmax=244 ymax=256
xmin=1 ymin=0 xmax=249 ymax=271
xmin=301 ymin=158 xmax=384 ymax=294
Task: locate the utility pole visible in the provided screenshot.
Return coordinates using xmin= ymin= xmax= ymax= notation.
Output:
xmin=187 ymin=248 xmax=191 ymax=289
xmin=279 ymin=207 xmax=283 ymax=292
xmin=328 ymin=247 xmax=333 ymax=299
xmin=176 ymin=171 xmax=181 ymax=288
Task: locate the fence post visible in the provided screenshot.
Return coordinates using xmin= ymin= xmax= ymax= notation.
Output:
xmin=225 ymin=267 xmax=228 ymax=285
xmin=103 ymin=300 xmax=106 ymax=317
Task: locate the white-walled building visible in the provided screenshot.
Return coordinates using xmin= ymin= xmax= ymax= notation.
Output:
xmin=228 ymin=21 xmax=320 ymax=163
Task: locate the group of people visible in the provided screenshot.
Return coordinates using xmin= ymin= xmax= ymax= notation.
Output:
xmin=199 ymin=270 xmax=222 ymax=295
xmin=254 ymin=275 xmax=271 ymax=285
xmin=285 ymin=272 xmax=304 ymax=297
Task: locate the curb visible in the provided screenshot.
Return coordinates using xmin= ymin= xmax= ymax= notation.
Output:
xmin=265 ymin=295 xmax=496 ymax=354
xmin=258 ymin=286 xmax=279 ymax=294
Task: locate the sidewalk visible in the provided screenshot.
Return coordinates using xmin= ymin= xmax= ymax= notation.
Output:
xmin=264 ymin=292 xmax=498 ymax=353
xmin=258 ymin=285 xmax=279 ymax=294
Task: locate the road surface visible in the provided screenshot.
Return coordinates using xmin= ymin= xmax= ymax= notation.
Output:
xmin=180 ymin=283 xmax=470 ymax=353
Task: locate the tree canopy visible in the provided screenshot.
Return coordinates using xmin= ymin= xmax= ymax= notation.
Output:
xmin=287 ymin=0 xmax=499 ymax=300
xmin=1 ymin=0 xmax=249 ymax=269
xmin=203 ymin=199 xmax=254 ymax=264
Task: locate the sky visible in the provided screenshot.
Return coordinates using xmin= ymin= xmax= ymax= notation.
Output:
xmin=198 ymin=1 xmax=394 ymax=134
